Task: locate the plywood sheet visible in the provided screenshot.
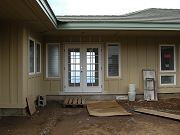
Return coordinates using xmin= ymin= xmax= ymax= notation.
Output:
xmin=134 ymin=108 xmax=180 ymax=120
xmin=26 ymin=97 xmax=36 ymax=115
xmin=87 ymin=100 xmax=131 ymax=117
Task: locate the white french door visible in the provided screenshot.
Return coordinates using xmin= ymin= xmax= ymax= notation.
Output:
xmin=64 ymin=44 xmax=102 ymax=93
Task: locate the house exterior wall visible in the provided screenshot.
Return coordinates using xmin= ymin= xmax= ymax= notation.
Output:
xmin=43 ymin=35 xmax=180 ymax=95
xmin=0 ymin=23 xmax=25 ymax=108
xmin=0 ymin=23 xmax=44 ymax=109
xmin=26 ymin=29 xmax=44 ymax=102
xmin=0 ymin=26 xmax=180 ymax=110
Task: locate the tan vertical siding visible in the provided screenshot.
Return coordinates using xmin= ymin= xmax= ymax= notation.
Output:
xmin=42 ymin=35 xmax=180 ymax=95
xmin=26 ymin=29 xmax=43 ymax=100
xmin=0 ymin=23 xmax=44 ymax=108
xmin=0 ymin=23 xmax=25 ymax=108
xmin=0 ymin=33 xmax=2 ymax=103
xmin=2 ymin=27 xmax=10 ymax=103
xmin=137 ymin=40 xmax=147 ymax=93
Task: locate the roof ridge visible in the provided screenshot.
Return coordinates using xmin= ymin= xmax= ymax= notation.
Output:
xmin=121 ymin=8 xmax=154 ymax=16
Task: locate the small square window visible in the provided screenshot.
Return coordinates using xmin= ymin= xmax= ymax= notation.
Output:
xmin=160 ymin=74 xmax=176 ymax=85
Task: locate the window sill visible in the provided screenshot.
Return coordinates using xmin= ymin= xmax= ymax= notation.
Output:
xmin=44 ymin=77 xmax=61 ymax=81
xmin=105 ymin=76 xmax=122 ymax=80
xmin=28 ymin=73 xmax=42 ymax=78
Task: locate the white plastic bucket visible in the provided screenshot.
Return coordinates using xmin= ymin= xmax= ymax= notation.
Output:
xmin=128 ymin=91 xmax=136 ymax=101
xmin=129 ymin=84 xmax=136 ymax=92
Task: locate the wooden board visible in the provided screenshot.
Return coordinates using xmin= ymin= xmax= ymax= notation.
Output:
xmin=134 ymin=108 xmax=180 ymax=121
xmin=63 ymin=96 xmax=86 ymax=107
xmin=26 ymin=97 xmax=36 ymax=115
xmin=87 ymin=100 xmax=131 ymax=117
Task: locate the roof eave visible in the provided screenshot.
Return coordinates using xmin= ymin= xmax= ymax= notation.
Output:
xmin=36 ymin=0 xmax=57 ymax=28
xmin=57 ymin=22 xmax=180 ymax=31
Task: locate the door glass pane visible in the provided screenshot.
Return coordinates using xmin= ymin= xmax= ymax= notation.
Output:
xmin=68 ymin=48 xmax=80 ymax=87
xmin=86 ymin=48 xmax=99 ymax=86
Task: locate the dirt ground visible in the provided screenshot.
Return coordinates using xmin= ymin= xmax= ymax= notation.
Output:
xmin=0 ymin=98 xmax=180 ymax=135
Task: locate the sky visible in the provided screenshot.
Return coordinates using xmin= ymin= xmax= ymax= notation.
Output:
xmin=47 ymin=0 xmax=180 ymax=15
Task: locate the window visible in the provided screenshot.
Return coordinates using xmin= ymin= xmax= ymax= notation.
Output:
xmin=46 ymin=43 xmax=60 ymax=78
xmin=160 ymin=74 xmax=176 ymax=85
xmin=107 ymin=43 xmax=120 ymax=77
xmin=160 ymin=45 xmax=175 ymax=72
xmin=29 ymin=39 xmax=35 ymax=74
xmin=36 ymin=42 xmax=41 ymax=73
xmin=160 ymin=45 xmax=176 ymax=86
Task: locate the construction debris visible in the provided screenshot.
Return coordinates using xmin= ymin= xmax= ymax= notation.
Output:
xmin=87 ymin=100 xmax=131 ymax=116
xmin=26 ymin=96 xmax=36 ymax=115
xmin=63 ymin=96 xmax=86 ymax=107
xmin=134 ymin=108 xmax=180 ymax=121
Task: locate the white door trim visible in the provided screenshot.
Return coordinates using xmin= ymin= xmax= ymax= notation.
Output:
xmin=64 ymin=44 xmax=103 ymax=93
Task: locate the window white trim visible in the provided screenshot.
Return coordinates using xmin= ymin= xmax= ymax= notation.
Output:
xmin=46 ymin=43 xmax=60 ymax=79
xmin=28 ymin=37 xmax=36 ymax=75
xmin=106 ymin=43 xmax=121 ymax=78
xmin=160 ymin=44 xmax=176 ymax=72
xmin=160 ymin=74 xmax=176 ymax=86
xmin=35 ymin=42 xmax=41 ymax=74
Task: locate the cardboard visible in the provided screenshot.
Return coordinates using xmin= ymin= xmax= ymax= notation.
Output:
xmin=87 ymin=100 xmax=131 ymax=117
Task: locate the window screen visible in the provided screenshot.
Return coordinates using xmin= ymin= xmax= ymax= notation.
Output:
xmin=161 ymin=46 xmax=175 ymax=71
xmin=47 ymin=44 xmax=60 ymax=78
xmin=108 ymin=44 xmax=119 ymax=77
xmin=36 ymin=43 xmax=41 ymax=73
xmin=29 ymin=40 xmax=35 ymax=73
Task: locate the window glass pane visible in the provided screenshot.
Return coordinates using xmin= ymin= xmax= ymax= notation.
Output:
xmin=161 ymin=46 xmax=175 ymax=71
xmin=108 ymin=45 xmax=119 ymax=76
xmin=29 ymin=40 xmax=35 ymax=73
xmin=161 ymin=75 xmax=175 ymax=85
xmin=68 ymin=48 xmax=80 ymax=87
xmin=36 ymin=43 xmax=41 ymax=73
xmin=47 ymin=44 xmax=60 ymax=77
xmin=86 ymin=48 xmax=99 ymax=86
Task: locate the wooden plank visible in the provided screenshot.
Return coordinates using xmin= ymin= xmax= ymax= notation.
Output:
xmin=81 ymin=98 xmax=86 ymax=105
xmin=73 ymin=97 xmax=78 ymax=105
xmin=64 ymin=97 xmax=70 ymax=105
xmin=78 ymin=97 xmax=82 ymax=105
xmin=134 ymin=108 xmax=180 ymax=121
xmin=68 ymin=97 xmax=73 ymax=105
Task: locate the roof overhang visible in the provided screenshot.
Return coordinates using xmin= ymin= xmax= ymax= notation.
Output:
xmin=57 ymin=22 xmax=180 ymax=31
xmin=0 ymin=0 xmax=57 ymax=32
xmin=36 ymin=0 xmax=57 ymax=28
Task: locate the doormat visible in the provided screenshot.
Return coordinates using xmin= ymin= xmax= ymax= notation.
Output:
xmin=87 ymin=100 xmax=131 ymax=116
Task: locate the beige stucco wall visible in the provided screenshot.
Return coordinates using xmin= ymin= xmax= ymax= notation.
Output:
xmin=43 ymin=36 xmax=180 ymax=95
